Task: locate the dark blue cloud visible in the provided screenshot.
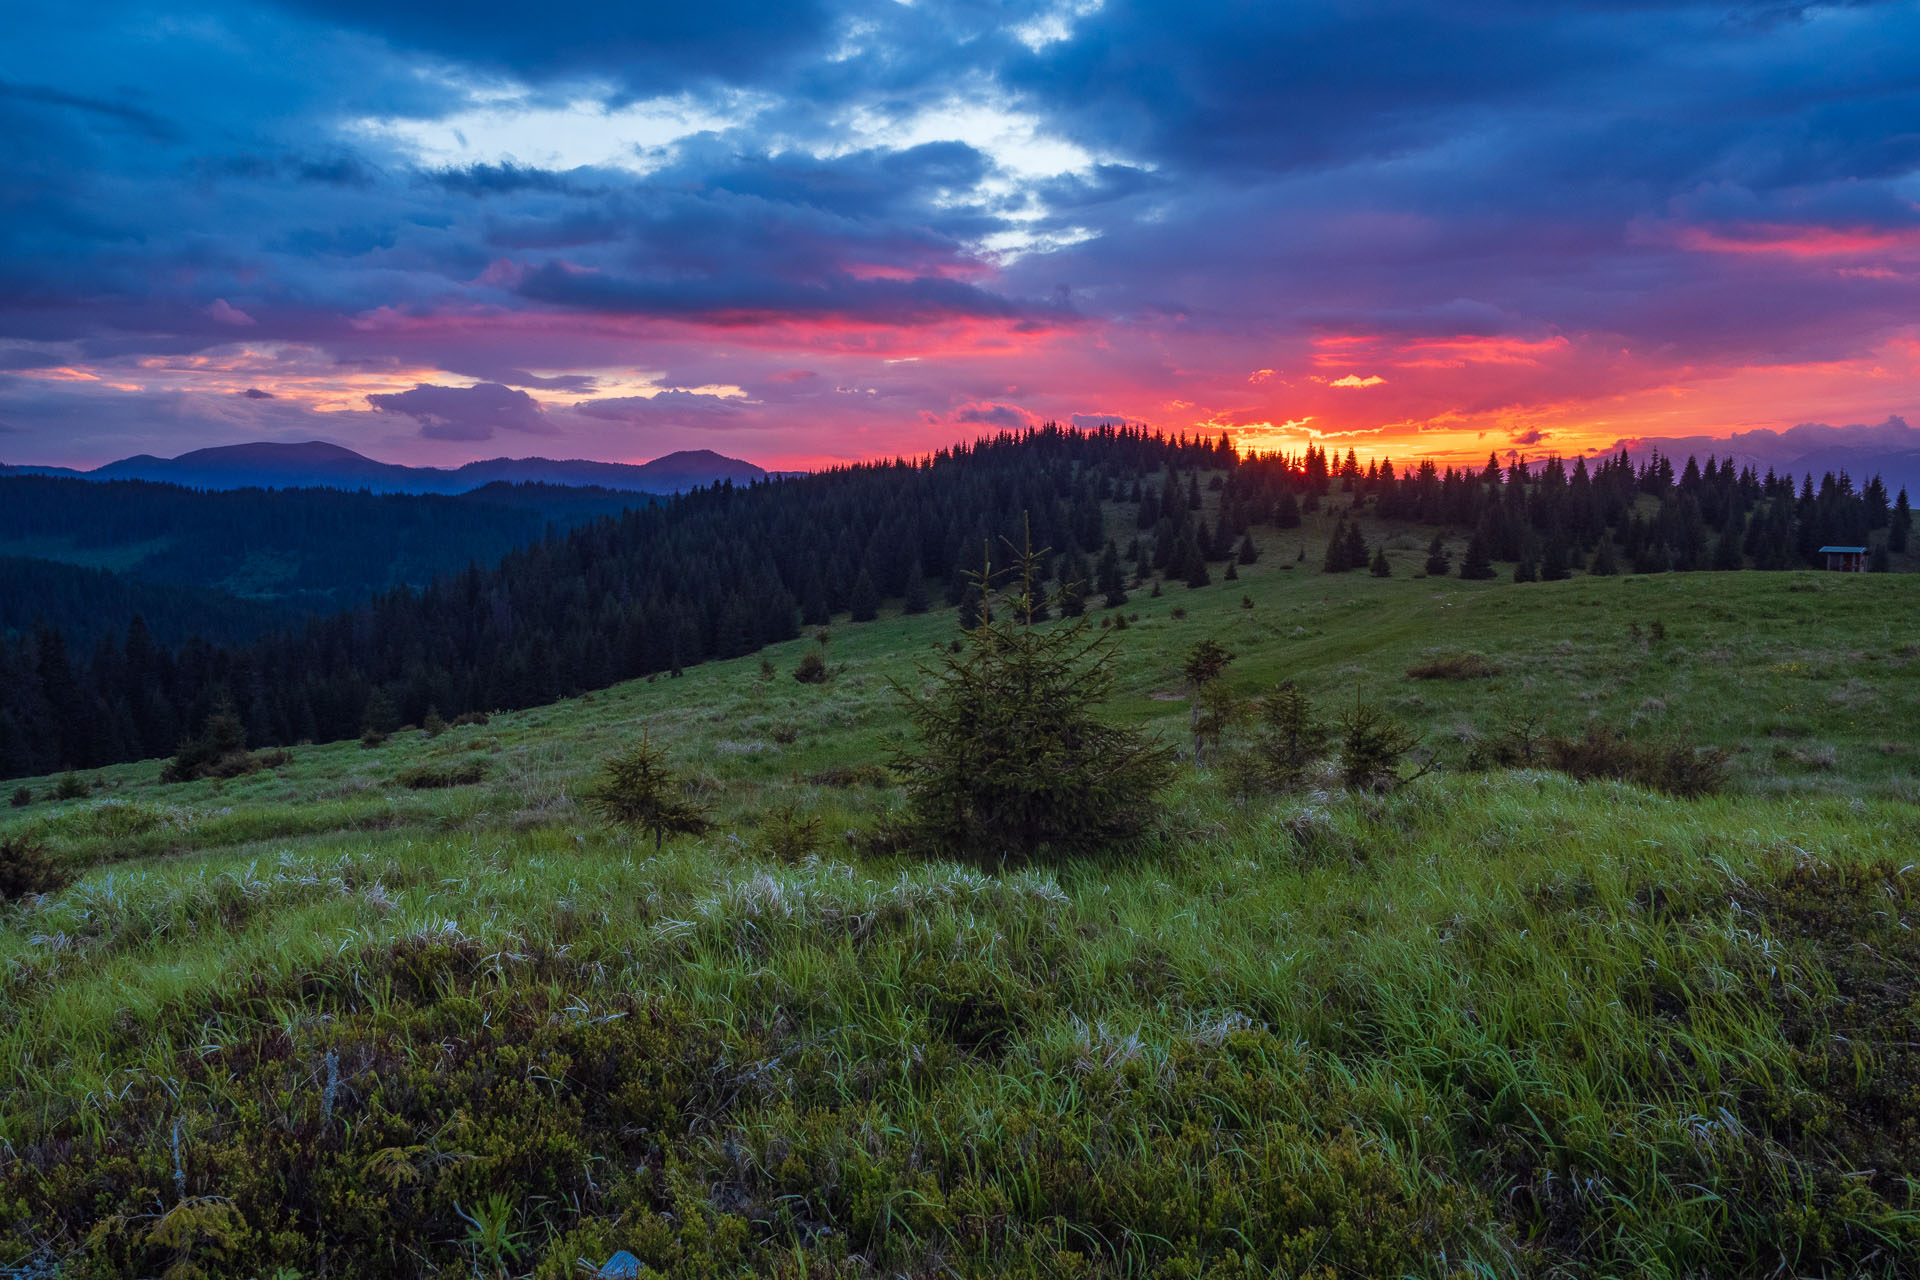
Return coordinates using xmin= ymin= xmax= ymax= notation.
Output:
xmin=273 ymin=0 xmax=839 ymax=93
xmin=367 ymin=381 xmax=555 ymax=440
xmin=1 ymin=0 xmax=1915 ymax=462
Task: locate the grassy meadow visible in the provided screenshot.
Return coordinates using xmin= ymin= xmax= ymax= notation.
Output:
xmin=4 ymin=503 xmax=1920 ymax=1278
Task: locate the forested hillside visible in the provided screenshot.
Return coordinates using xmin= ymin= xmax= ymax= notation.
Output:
xmin=1 ymin=426 xmax=1909 ymax=778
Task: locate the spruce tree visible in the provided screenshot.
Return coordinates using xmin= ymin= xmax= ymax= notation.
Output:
xmin=1589 ymin=535 xmax=1619 ymax=575
xmin=1324 ymin=517 xmax=1350 ymax=573
xmin=889 ymin=526 xmax=1177 ymax=860
xmin=1183 ymin=538 xmax=1211 ymax=588
xmin=1236 ymin=533 xmax=1259 ymax=564
xmin=902 ymin=560 xmax=930 ymax=614
xmin=362 ymin=689 xmax=399 ymax=738
xmin=1459 ymin=532 xmax=1496 ymax=580
xmin=848 ymin=569 xmax=880 ymax=622
xmin=1711 ymin=527 xmax=1744 ymax=571
xmin=584 ymin=736 xmax=712 ymax=850
xmin=1370 ymin=546 xmax=1391 ymax=577
xmin=1235 ymin=681 xmax=1329 ymax=793
xmin=1893 ymin=488 xmax=1912 ymax=553
xmin=1181 ymin=637 xmax=1236 ymax=764
xmin=1540 ymin=534 xmax=1571 ymax=581
xmin=1097 ymin=541 xmax=1128 ymax=607
xmin=1424 ymin=534 xmax=1449 ymax=577
xmin=1343 ymin=521 xmax=1367 ymax=572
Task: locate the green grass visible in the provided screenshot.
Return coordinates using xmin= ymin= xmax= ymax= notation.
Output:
xmin=3 ymin=509 xmax=1920 ymax=1277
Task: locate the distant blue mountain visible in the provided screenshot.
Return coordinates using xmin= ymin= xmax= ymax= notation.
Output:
xmin=0 ymin=440 xmax=768 ymax=494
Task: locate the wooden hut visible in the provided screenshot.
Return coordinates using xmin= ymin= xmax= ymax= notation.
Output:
xmin=1818 ymin=545 xmax=1867 ymax=572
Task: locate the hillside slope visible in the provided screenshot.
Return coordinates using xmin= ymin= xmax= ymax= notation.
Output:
xmin=3 ymin=534 xmax=1918 ymax=1276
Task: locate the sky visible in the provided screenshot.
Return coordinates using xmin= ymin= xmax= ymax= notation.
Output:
xmin=2 ymin=1 xmax=1918 ymax=471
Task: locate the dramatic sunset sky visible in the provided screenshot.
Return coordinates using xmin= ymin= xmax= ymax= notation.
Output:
xmin=3 ymin=0 xmax=1918 ymax=470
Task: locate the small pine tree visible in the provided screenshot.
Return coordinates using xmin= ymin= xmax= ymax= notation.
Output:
xmin=1237 ymin=533 xmax=1259 ymax=565
xmin=1182 ymin=638 xmax=1236 ymax=763
xmin=423 ymin=706 xmax=448 ymax=738
xmin=1097 ymin=541 xmax=1128 ymax=607
xmin=1183 ymin=539 xmax=1211 ymax=588
xmin=958 ymin=581 xmax=985 ymax=631
xmin=848 ymin=569 xmax=880 ymax=622
xmin=1336 ymin=691 xmax=1422 ymax=792
xmin=1369 ymin=546 xmax=1391 ymax=577
xmin=1892 ymin=488 xmax=1911 ymax=553
xmin=1224 ymin=559 xmax=1239 ymax=581
xmin=1539 ymin=533 xmax=1571 ymax=581
xmin=10 ymin=786 xmax=33 ymax=808
xmin=792 ymin=651 xmax=829 ymax=684
xmin=1343 ymin=521 xmax=1367 ymax=572
xmin=362 ymin=689 xmax=399 ymax=738
xmin=1588 ymin=536 xmax=1619 ymax=576
xmin=1458 ymin=532 xmax=1496 ymax=580
xmin=1870 ymin=541 xmax=1891 ymax=572
xmin=1247 ymin=681 xmax=1330 ymax=792
xmin=1513 ymin=556 xmax=1537 ymax=583
xmin=1424 ymin=534 xmax=1449 ymax=577
xmin=585 ymin=736 xmax=713 ymax=850
xmin=890 ymin=523 xmax=1177 ymax=860
xmin=162 ymin=698 xmax=249 ymax=782
xmin=1323 ymin=518 xmax=1350 ymax=573
xmin=902 ymin=561 xmax=930 ymax=614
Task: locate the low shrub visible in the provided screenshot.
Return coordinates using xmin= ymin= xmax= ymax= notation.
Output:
xmin=1543 ymin=724 xmax=1728 ymax=796
xmin=1406 ymin=652 xmax=1500 ymax=680
xmin=52 ymin=772 xmax=90 ymax=800
xmin=806 ymin=765 xmax=893 ymax=789
xmin=769 ymin=723 xmax=801 ymax=746
xmin=1336 ymin=696 xmax=1424 ymax=792
xmin=758 ymin=804 xmax=827 ymax=862
xmin=162 ymin=702 xmax=248 ymax=783
xmin=0 ymin=832 xmax=71 ymax=901
xmin=394 ymin=759 xmax=491 ymax=789
xmin=792 ymin=651 xmax=829 ymax=684
xmin=9 ymin=786 xmax=31 ymax=808
xmin=450 ymin=710 xmax=491 ymax=728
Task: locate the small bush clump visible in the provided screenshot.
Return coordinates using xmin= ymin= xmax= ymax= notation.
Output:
xmin=161 ymin=702 xmax=288 ymax=782
xmin=1406 ymin=652 xmax=1500 ymax=680
xmin=792 ymin=651 xmax=829 ymax=684
xmin=394 ymin=759 xmax=491 ymax=789
xmin=806 ymin=765 xmax=893 ymax=789
xmin=450 ymin=710 xmax=491 ymax=727
xmin=1543 ymin=724 xmax=1728 ymax=796
xmin=52 ymin=771 xmax=90 ymax=800
xmin=0 ymin=832 xmax=71 ymax=901
xmin=9 ymin=786 xmax=31 ymax=808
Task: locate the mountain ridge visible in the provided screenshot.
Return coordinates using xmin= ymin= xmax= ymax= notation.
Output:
xmin=0 ymin=441 xmax=768 ymax=494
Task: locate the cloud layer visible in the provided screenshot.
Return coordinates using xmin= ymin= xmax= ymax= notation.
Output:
xmin=1 ymin=0 xmax=1916 ymax=469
